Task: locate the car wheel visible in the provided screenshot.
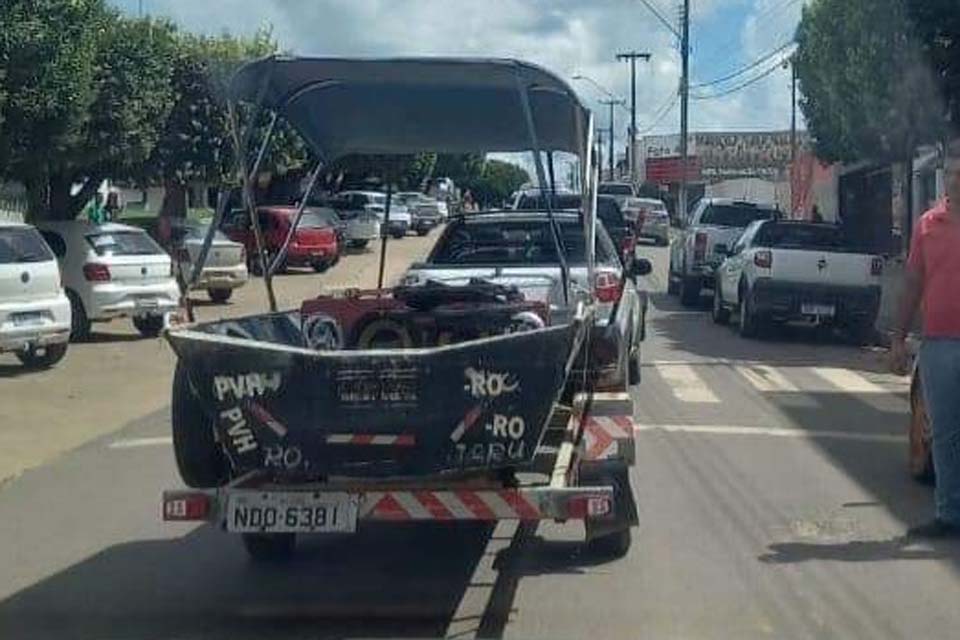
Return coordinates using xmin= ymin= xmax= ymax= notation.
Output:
xmin=133 ymin=314 xmax=165 ymax=338
xmin=171 ymin=361 xmax=228 ymax=488
xmin=242 ymin=533 xmax=296 ymax=562
xmin=67 ymin=290 xmax=91 ymax=342
xmin=909 ymin=371 xmax=935 ymax=484
xmin=587 ymin=527 xmax=632 ymax=559
xmin=248 ymin=253 xmax=264 ymax=277
xmin=627 ymin=346 xmax=642 ymax=386
xmin=16 ymin=343 xmax=68 ymax=369
xmin=416 ymin=228 xmax=430 ymax=237
xmin=738 ymin=286 xmax=759 ymax=338
xmin=679 ymin=274 xmax=701 ymax=307
xmin=712 ymin=284 xmax=730 ymax=325
xmin=391 ymin=231 xmax=405 ymax=240
xmin=351 ymin=239 xmax=369 ymax=250
xmin=846 ymin=318 xmax=876 ymax=346
xmin=312 ymin=260 xmax=331 ymax=273
xmin=207 ymin=288 xmax=233 ymax=304
xmin=666 ymin=270 xmax=679 ymax=295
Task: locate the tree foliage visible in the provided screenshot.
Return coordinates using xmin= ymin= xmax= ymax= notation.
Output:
xmin=905 ymin=0 xmax=960 ymax=125
xmin=795 ymin=0 xmax=949 ymax=163
xmin=462 ymin=159 xmax=530 ymax=207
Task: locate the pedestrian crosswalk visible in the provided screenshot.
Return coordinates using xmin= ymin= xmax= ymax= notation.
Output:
xmin=640 ymin=360 xmax=909 ymax=411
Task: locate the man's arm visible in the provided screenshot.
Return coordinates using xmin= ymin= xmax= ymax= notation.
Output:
xmin=894 ymin=267 xmax=924 ymax=338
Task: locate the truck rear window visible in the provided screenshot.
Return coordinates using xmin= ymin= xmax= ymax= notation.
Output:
xmin=700 ymin=204 xmax=775 ymax=227
xmin=86 ymin=231 xmax=162 ymax=256
xmin=430 ymin=220 xmax=615 ymax=266
xmin=754 ymin=224 xmax=848 ymax=250
xmin=0 ymin=227 xmax=54 ymax=264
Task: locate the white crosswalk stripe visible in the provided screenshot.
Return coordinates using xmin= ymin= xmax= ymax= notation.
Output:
xmin=653 ymin=363 xmax=720 ymax=404
xmin=734 ymin=364 xmax=800 ymax=392
xmin=809 ymin=367 xmax=906 ymax=412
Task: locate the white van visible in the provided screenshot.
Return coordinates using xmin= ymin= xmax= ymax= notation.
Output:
xmin=0 ymin=222 xmax=71 ymax=367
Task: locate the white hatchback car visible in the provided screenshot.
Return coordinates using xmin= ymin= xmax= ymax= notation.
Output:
xmin=35 ymin=221 xmax=180 ymax=340
xmin=0 ymin=222 xmax=71 ymax=367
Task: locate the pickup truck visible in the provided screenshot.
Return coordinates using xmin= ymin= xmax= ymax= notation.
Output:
xmin=669 ymin=198 xmax=778 ymax=306
xmin=710 ymin=219 xmax=883 ymax=341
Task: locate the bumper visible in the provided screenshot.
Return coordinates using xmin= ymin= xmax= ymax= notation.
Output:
xmin=387 ymin=221 xmax=410 ymax=235
xmin=286 ymin=247 xmax=337 ymax=266
xmin=87 ymin=281 xmax=181 ymax=319
xmin=187 ymin=264 xmax=249 ymax=291
xmin=346 ymin=223 xmax=381 ymax=242
xmin=0 ymin=294 xmax=72 ymax=352
xmin=752 ymin=280 xmax=881 ymax=323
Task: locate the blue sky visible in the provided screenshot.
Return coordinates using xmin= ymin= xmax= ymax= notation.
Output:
xmin=110 ymin=0 xmax=805 ymax=155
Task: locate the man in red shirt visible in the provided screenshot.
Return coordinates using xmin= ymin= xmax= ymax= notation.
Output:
xmin=892 ymin=145 xmax=960 ymax=537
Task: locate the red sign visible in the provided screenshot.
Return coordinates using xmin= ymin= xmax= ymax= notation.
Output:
xmin=646 ymin=156 xmax=702 ymax=184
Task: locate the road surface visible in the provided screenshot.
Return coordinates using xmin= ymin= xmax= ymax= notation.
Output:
xmin=2 ymin=240 xmax=960 ymax=639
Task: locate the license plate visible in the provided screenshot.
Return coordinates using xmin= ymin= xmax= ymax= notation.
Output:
xmin=135 ymin=297 xmax=159 ymax=309
xmin=801 ymin=303 xmax=835 ymax=317
xmin=226 ymin=492 xmax=358 ymax=533
xmin=12 ymin=312 xmax=44 ymax=327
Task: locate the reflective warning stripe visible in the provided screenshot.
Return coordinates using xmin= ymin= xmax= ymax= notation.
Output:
xmin=362 ymin=490 xmax=543 ymax=520
xmin=324 ymin=434 xmax=416 ymax=446
xmin=583 ymin=415 xmax=634 ymax=461
xmin=247 ymin=402 xmax=288 ymax=438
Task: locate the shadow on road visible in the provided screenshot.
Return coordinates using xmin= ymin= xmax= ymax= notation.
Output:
xmin=759 ymin=538 xmax=952 ymax=564
xmin=0 ymin=522 xmax=496 ymax=639
xmin=646 ymin=292 xmax=892 ymax=374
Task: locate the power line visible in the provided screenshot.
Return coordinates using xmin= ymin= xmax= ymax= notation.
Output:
xmin=694 ymin=0 xmax=802 ymax=65
xmin=636 ymin=0 xmax=680 ymax=38
xmin=691 ymin=41 xmax=795 ymax=88
xmin=640 ymin=96 xmax=679 ymax=135
xmin=690 ymin=58 xmax=786 ymax=100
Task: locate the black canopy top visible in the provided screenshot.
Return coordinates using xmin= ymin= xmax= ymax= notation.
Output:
xmin=229 ymin=56 xmax=590 ymax=160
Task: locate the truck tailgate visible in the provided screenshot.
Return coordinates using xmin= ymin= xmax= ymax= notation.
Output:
xmin=769 ymin=249 xmax=877 ymax=287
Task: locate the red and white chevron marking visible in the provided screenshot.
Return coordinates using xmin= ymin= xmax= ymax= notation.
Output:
xmin=247 ymin=402 xmax=288 ymax=438
xmin=583 ymin=415 xmax=634 ymax=461
xmin=325 ymin=433 xmax=416 ymax=446
xmin=361 ymin=490 xmax=542 ymax=520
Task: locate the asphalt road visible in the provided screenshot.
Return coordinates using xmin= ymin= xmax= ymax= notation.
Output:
xmin=3 ymin=240 xmax=960 ymax=639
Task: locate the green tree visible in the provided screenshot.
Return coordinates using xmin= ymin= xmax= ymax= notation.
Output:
xmin=463 ymin=159 xmax=530 ymax=208
xmin=795 ymin=0 xmax=948 ymax=164
xmin=906 ymin=0 xmax=960 ymax=125
xmin=0 ymin=2 xmax=179 ymax=220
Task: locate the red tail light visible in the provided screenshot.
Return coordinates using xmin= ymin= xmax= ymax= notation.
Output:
xmin=595 ymin=271 xmax=623 ymax=303
xmin=754 ymin=250 xmax=773 ymax=269
xmin=83 ymin=263 xmax=111 ymax=282
xmin=694 ymin=232 xmax=707 ymax=262
xmin=871 ymin=257 xmax=884 ymax=276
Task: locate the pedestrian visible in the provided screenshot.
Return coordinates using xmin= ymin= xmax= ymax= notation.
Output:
xmin=891 ymin=142 xmax=960 ymax=538
xmin=86 ymin=193 xmax=106 ymax=225
xmin=104 ymin=189 xmax=123 ymax=221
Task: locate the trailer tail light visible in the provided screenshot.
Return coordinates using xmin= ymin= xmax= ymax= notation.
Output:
xmin=83 ymin=263 xmax=111 ymax=282
xmin=754 ymin=250 xmax=773 ymax=269
xmin=163 ymin=492 xmax=211 ymax=521
xmin=871 ymin=257 xmax=884 ymax=276
xmin=694 ymin=232 xmax=707 ymax=262
xmin=567 ymin=493 xmax=613 ymax=519
xmin=595 ymin=271 xmax=623 ymax=304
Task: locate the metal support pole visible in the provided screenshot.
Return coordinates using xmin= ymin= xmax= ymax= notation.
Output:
xmin=376 ymin=183 xmax=393 ymax=290
xmin=268 ymin=159 xmax=326 ymax=277
xmin=600 ymin=98 xmax=623 ymax=180
xmin=679 ymin=0 xmax=690 ymax=224
xmin=617 ymin=51 xmax=652 ymax=185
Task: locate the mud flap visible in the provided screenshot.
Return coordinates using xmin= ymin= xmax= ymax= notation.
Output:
xmin=579 ymin=461 xmax=638 ymax=541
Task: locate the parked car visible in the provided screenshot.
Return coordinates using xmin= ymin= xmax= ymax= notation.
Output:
xmin=323 ymin=193 xmax=382 ymax=249
xmin=35 ymin=221 xmax=179 ymax=340
xmin=397 ymin=192 xmax=443 ymax=235
xmin=401 ymin=211 xmax=650 ymax=388
xmin=0 ymin=222 xmax=71 ymax=367
xmin=598 ymin=182 xmax=636 ymax=209
xmin=625 ymin=197 xmax=670 ymax=246
xmin=668 ymin=198 xmax=778 ymax=306
xmin=220 ymin=206 xmax=339 ymax=274
xmin=167 ymin=219 xmax=248 ymax=304
xmin=711 ymin=220 xmax=883 ymax=341
xmin=337 ymin=190 xmax=410 ymax=239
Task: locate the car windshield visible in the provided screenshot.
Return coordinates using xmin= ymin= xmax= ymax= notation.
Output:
xmin=754 ymin=223 xmax=848 ymax=250
xmin=430 ymin=219 xmax=614 ymax=266
xmin=0 ymin=227 xmax=53 ymax=264
xmin=296 ymin=211 xmax=334 ymax=228
xmin=182 ymin=224 xmax=229 ymax=242
xmin=86 ymin=230 xmax=162 ymax=256
xmin=700 ymin=204 xmax=776 ymax=227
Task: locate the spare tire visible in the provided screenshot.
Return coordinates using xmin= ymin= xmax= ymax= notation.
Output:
xmin=172 ymin=361 xmax=228 ymax=488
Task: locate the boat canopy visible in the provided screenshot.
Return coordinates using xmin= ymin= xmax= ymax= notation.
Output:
xmin=229 ymin=56 xmax=591 ymax=160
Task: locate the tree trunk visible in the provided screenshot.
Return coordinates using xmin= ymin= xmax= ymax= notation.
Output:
xmin=48 ymin=176 xmax=73 ymax=220
xmin=66 ymin=176 xmax=104 ymax=221
xmin=24 ymin=177 xmax=48 ymax=222
xmin=160 ymin=182 xmax=188 ymax=219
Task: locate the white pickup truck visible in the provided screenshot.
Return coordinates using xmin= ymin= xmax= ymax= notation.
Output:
xmin=710 ymin=219 xmax=884 ymax=341
xmin=669 ymin=198 xmax=779 ymax=306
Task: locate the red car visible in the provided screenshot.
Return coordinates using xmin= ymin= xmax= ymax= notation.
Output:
xmin=221 ymin=206 xmax=339 ymax=273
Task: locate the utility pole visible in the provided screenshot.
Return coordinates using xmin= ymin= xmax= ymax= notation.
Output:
xmin=616 ymin=51 xmax=652 ymax=185
xmin=790 ymin=58 xmax=798 ymax=166
xmin=596 ymin=129 xmax=605 ymax=180
xmin=600 ymin=98 xmax=624 ymax=181
xmin=679 ymin=0 xmax=691 ymax=223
